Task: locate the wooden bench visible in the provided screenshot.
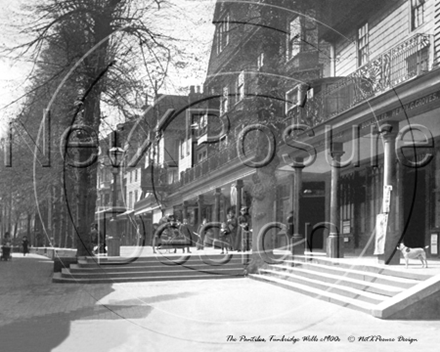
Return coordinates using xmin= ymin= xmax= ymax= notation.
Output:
xmin=153 ymin=229 xmax=191 ymax=252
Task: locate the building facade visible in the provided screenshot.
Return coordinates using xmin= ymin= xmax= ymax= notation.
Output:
xmin=132 ymin=0 xmax=440 ymax=265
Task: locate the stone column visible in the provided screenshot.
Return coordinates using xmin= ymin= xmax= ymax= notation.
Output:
xmin=328 ymin=143 xmax=344 ymax=258
xmin=213 ymin=188 xmax=222 ymax=246
xmin=197 ymin=195 xmax=204 ymax=224
xmin=183 ymin=201 xmax=189 ymax=221
xmin=378 ymin=121 xmax=400 ymax=265
xmin=291 ymin=158 xmax=304 ymax=257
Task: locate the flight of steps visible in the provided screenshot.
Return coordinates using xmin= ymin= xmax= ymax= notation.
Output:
xmin=250 ymin=254 xmax=434 ymax=317
xmin=53 ymin=253 xmax=250 ymax=283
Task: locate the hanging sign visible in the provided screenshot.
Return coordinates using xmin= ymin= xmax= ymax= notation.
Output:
xmin=382 ymin=185 xmax=392 ymax=213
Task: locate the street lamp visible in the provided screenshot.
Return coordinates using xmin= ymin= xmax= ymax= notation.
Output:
xmin=108 ymin=146 xmax=125 ymax=214
xmin=107 ymin=146 xmax=124 ymax=256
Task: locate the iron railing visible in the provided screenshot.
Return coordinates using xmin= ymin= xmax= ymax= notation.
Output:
xmin=170 ymin=34 xmax=431 ymax=191
xmin=171 ymin=141 xmax=241 ymax=189
xmin=297 ymin=33 xmax=431 ymax=127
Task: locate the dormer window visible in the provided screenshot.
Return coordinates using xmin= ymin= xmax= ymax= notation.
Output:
xmin=285 ymin=84 xmax=308 ymax=114
xmin=285 ymin=87 xmax=300 ymax=114
xmin=286 ymin=13 xmax=318 ymax=61
xmin=216 ymin=14 xmax=230 ymax=54
xmin=287 ymin=17 xmax=301 ymax=60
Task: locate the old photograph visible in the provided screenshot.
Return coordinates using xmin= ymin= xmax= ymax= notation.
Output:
xmin=1 ymin=0 xmax=440 ymax=351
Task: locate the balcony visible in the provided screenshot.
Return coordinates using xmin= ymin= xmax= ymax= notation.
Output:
xmin=295 ymin=33 xmax=431 ymax=128
xmin=171 ymin=141 xmax=242 ymax=191
xmin=140 ymin=165 xmax=168 ymax=193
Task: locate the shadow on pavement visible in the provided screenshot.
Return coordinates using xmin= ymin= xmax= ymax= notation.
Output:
xmin=0 ymin=254 xmax=153 ymax=351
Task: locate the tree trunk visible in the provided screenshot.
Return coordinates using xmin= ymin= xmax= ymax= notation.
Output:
xmin=248 ymin=158 xmax=280 ymax=273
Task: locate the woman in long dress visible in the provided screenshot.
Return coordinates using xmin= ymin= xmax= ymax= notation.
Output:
xmin=236 ymin=207 xmax=251 ymax=252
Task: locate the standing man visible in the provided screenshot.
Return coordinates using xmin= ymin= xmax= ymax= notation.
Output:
xmin=196 ymin=218 xmax=207 ymax=250
xmin=237 ymin=206 xmax=251 ymax=252
xmin=226 ymin=210 xmax=238 ymax=251
xmin=286 ymin=211 xmax=294 ymax=251
xmin=22 ymin=236 xmax=29 ymax=256
xmin=179 ymin=218 xmax=192 ymax=253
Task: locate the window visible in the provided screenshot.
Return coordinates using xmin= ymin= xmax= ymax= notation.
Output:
xmin=129 ymin=192 xmax=133 ymax=209
xmin=135 ymin=169 xmax=138 ymax=182
xmin=285 ymin=87 xmax=299 ymax=113
xmin=199 ymin=114 xmax=208 ymax=135
xmin=411 ymin=0 xmax=425 ymax=30
xmin=285 ymin=84 xmax=309 ymax=113
xmin=192 ymin=113 xmax=208 ymax=137
xmin=286 ymin=13 xmax=318 ymax=60
xmin=180 ymin=139 xmax=185 ymax=159
xmin=220 ymin=86 xmax=229 ymax=114
xmin=168 ymin=169 xmax=178 ymax=184
xmin=197 ymin=149 xmax=207 ymax=162
xmin=216 ymin=14 xmax=230 ymax=54
xmin=134 ymin=190 xmax=138 ymax=205
xmin=257 ymin=52 xmax=265 ymax=70
xmin=287 ymin=17 xmax=301 ymax=60
xmin=357 ymin=23 xmax=369 ymax=67
xmin=235 ymin=71 xmax=245 ymax=102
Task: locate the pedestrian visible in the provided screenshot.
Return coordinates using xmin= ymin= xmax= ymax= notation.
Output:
xmin=286 ymin=211 xmax=294 ymax=251
xmin=219 ymin=222 xmax=231 ymax=254
xmin=237 ymin=206 xmax=251 ymax=251
xmin=226 ymin=211 xmax=238 ymax=251
xmin=1 ymin=232 xmax=12 ymax=261
xmin=196 ymin=218 xmax=208 ymax=250
xmin=22 ymin=236 xmax=29 ymax=256
xmin=178 ymin=218 xmax=192 ymax=254
xmin=90 ymin=223 xmax=105 ymax=255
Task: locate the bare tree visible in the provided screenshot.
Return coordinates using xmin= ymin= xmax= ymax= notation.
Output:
xmin=4 ymin=0 xmax=185 ymax=256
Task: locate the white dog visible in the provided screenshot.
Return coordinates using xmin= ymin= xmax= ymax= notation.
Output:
xmin=396 ymin=243 xmax=429 ymax=269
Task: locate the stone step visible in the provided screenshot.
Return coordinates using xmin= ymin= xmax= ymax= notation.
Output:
xmin=77 ymin=254 xmax=249 ymax=266
xmin=54 ymin=253 xmax=248 ymax=283
xmin=53 ymin=272 xmax=243 ymax=284
xmin=69 ymin=262 xmax=245 ymax=273
xmin=278 ymin=261 xmax=420 ymax=290
xmin=77 ymin=256 xmax=247 ymax=268
xmin=260 ymin=268 xmax=389 ymax=304
xmin=292 ymin=256 xmax=432 ymax=281
xmin=250 ymin=274 xmax=376 ymax=314
xmin=61 ymin=266 xmax=244 ymax=279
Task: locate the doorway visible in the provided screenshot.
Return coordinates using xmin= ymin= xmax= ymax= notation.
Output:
xmin=300 ymin=185 xmax=326 ymax=252
xmin=402 ymin=169 xmax=426 ymax=247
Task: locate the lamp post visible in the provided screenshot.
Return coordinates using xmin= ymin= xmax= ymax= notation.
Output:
xmin=107 ymin=146 xmax=124 ymax=256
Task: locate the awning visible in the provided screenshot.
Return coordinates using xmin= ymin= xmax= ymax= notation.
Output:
xmin=134 ymin=205 xmax=161 ymax=216
xmin=94 ymin=206 xmax=127 ymax=220
xmin=133 ymin=193 xmax=160 ymax=216
xmin=117 ymin=209 xmax=135 ymax=219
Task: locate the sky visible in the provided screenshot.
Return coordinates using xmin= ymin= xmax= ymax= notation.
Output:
xmin=0 ymin=0 xmax=216 ymax=137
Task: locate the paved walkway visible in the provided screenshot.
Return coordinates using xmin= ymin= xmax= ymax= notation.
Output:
xmin=1 ymin=252 xmax=440 ymax=352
